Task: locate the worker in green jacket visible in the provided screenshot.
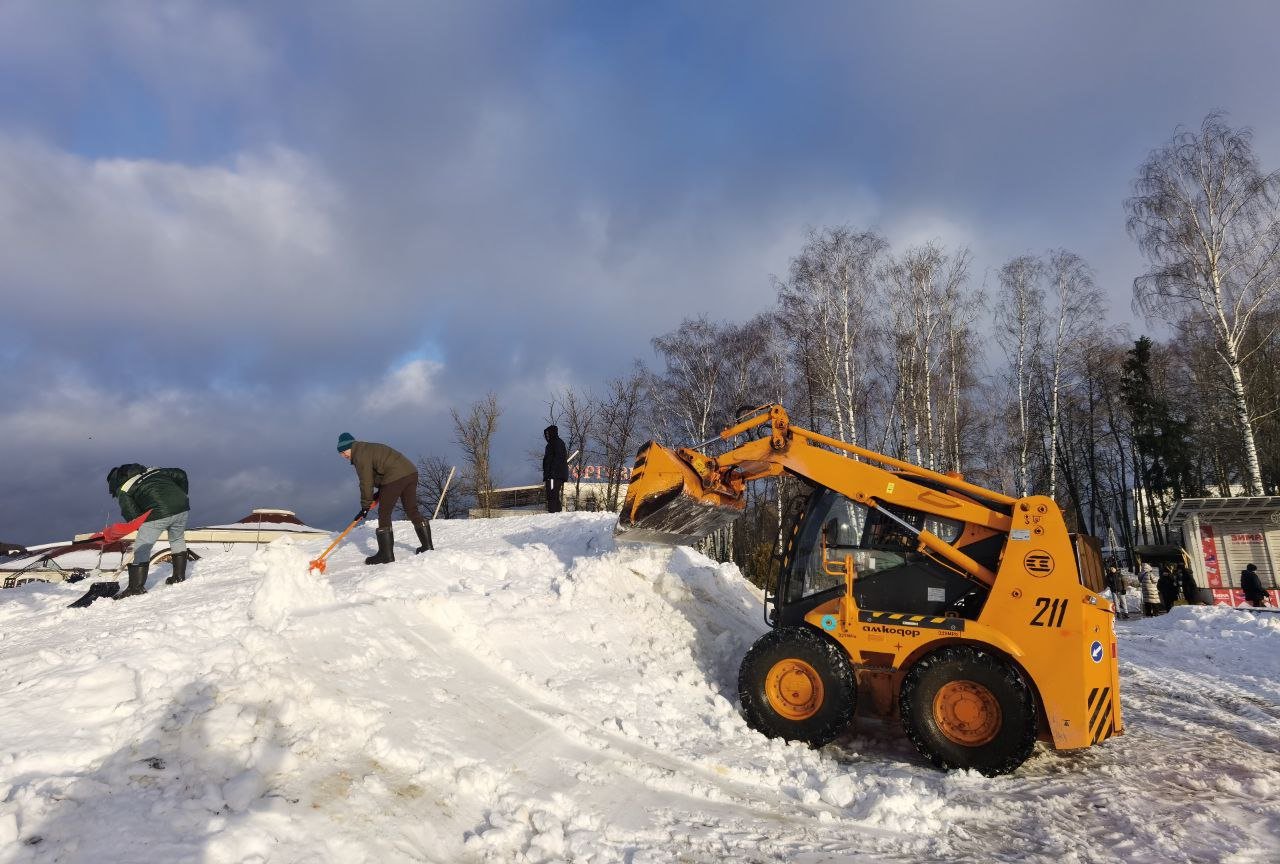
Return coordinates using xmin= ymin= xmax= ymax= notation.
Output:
xmin=106 ymin=463 xmax=191 ymax=598
xmin=337 ymin=433 xmax=433 ymax=564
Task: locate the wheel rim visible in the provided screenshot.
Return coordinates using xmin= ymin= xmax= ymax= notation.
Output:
xmin=933 ymin=680 xmax=1001 ymax=746
xmin=765 ymin=658 xmax=824 ymax=720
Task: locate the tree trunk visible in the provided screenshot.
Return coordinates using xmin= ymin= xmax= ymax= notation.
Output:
xmin=1016 ymin=338 xmax=1030 ymax=497
xmin=1225 ymin=343 xmax=1265 ymax=494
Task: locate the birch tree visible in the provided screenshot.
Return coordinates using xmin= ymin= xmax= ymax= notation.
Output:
xmin=650 ymin=317 xmax=728 ymax=445
xmin=750 ymin=311 xmax=800 ymax=549
xmin=1126 ymin=113 xmax=1280 ymax=494
xmin=994 ymin=255 xmax=1047 ymax=496
xmin=1043 ymin=250 xmax=1104 ymax=498
xmin=884 ymin=243 xmax=974 ymax=471
xmin=776 ymin=227 xmax=887 ymax=444
xmin=942 ymin=272 xmax=984 ymax=475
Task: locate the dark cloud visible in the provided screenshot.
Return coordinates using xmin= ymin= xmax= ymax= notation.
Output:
xmin=4 ymin=1 xmax=1280 ymax=542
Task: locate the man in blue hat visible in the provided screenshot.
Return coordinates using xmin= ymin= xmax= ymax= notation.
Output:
xmin=337 ymin=433 xmax=433 ymax=563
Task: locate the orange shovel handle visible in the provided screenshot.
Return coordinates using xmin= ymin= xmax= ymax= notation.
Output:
xmin=309 ymin=513 xmax=365 ymax=573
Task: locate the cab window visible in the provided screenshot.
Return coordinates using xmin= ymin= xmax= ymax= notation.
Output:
xmin=780 ymin=489 xmax=983 ymax=621
xmin=784 ymin=490 xmax=868 ymax=606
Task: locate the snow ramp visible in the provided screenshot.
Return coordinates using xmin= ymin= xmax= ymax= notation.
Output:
xmin=1 ymin=513 xmax=1278 ymax=863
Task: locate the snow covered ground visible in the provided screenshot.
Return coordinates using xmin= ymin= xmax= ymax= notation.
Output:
xmin=1 ymin=513 xmax=1277 ymax=864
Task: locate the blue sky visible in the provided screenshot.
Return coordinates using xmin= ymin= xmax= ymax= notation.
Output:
xmin=3 ymin=1 xmax=1280 ymax=543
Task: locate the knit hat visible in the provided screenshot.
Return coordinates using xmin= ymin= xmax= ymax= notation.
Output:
xmin=337 ymin=432 xmax=355 ymax=453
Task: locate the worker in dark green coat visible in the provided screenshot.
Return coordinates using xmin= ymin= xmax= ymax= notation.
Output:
xmin=106 ymin=463 xmax=192 ymax=598
xmin=337 ymin=433 xmax=433 ymax=564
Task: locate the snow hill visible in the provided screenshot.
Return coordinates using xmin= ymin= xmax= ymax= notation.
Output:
xmin=1 ymin=513 xmax=1278 ymax=864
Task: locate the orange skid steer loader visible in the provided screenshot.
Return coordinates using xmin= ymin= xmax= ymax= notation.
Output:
xmin=616 ymin=405 xmax=1122 ymax=775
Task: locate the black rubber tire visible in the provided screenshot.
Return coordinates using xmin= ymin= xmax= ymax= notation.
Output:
xmin=738 ymin=626 xmax=857 ymax=747
xmin=899 ymin=646 xmax=1038 ymax=776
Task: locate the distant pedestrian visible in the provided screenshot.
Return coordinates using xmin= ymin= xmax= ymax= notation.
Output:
xmin=1178 ymin=565 xmax=1198 ymax=606
xmin=542 ymin=424 xmax=568 ymax=514
xmin=1157 ymin=565 xmax=1178 ymax=613
xmin=1241 ymin=563 xmax=1269 ymax=608
xmin=1139 ymin=563 xmax=1162 ymax=617
xmin=1106 ymin=564 xmax=1130 ymax=620
xmin=106 ymin=464 xmax=191 ymax=598
xmin=337 ymin=433 xmax=433 ymax=564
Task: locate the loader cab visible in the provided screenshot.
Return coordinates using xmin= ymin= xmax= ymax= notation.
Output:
xmin=770 ymin=486 xmax=990 ymax=628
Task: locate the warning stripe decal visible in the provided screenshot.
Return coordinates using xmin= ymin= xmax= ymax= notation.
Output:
xmin=857 ymin=611 xmax=965 ymax=632
xmin=1092 ymin=697 xmax=1114 ymax=744
xmin=1088 ymin=686 xmax=1114 ymax=744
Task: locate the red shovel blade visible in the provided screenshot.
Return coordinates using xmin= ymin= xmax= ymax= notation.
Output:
xmin=97 ymin=511 xmax=153 ymax=544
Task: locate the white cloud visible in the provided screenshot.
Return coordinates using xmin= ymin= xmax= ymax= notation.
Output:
xmin=0 ymin=136 xmax=353 ymax=352
xmin=361 ymin=359 xmax=442 ymax=415
xmin=0 ymin=0 xmax=271 ymax=104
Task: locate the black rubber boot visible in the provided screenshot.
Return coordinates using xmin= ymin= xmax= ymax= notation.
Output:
xmin=165 ymin=551 xmax=188 ymax=585
xmin=365 ymin=528 xmax=395 ymax=565
xmin=413 ymin=520 xmax=433 ymax=553
xmin=115 ymin=562 xmax=149 ymax=599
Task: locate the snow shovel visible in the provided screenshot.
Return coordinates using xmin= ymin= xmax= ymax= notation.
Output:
xmin=309 ymin=503 xmax=376 ymax=574
xmin=84 ymin=511 xmax=152 ymax=544
xmin=68 ymin=580 xmax=123 ymax=608
xmin=67 ymin=511 xmax=153 ymax=608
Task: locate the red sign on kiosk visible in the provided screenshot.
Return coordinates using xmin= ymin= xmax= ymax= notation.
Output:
xmin=1200 ymin=525 xmax=1222 ymax=588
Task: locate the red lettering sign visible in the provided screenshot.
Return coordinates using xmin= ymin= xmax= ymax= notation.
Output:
xmin=563 ymin=465 xmax=633 ymax=483
xmin=1200 ymin=525 xmax=1222 ymax=588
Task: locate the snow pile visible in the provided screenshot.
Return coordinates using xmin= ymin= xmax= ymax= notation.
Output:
xmin=248 ymin=540 xmax=337 ymax=630
xmin=1 ymin=513 xmax=1278 ymax=863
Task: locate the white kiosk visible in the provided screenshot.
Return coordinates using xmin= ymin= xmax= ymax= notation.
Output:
xmin=1167 ymin=496 xmax=1280 ymax=607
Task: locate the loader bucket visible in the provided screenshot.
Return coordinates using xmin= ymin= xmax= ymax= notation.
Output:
xmin=615 ymin=442 xmax=744 ymax=545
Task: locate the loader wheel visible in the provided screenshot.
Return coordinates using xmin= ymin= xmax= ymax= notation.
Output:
xmin=738 ymin=626 xmax=856 ymax=747
xmin=899 ymin=646 xmax=1037 ymax=776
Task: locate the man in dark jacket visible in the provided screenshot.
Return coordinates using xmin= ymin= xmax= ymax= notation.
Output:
xmin=1178 ymin=564 xmax=1199 ymax=606
xmin=542 ymin=425 xmax=568 ymax=513
xmin=1241 ymin=563 xmax=1269 ymax=607
xmin=1105 ymin=565 xmax=1130 ymax=619
xmin=107 ymin=463 xmax=191 ymax=598
xmin=1157 ymin=565 xmax=1179 ymax=612
xmin=337 ymin=433 xmax=432 ymax=564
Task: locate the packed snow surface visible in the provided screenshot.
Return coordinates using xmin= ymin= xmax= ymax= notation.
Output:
xmin=1 ymin=513 xmax=1278 ymax=863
